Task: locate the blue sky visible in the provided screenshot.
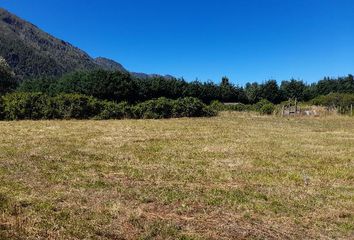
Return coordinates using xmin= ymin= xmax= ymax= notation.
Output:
xmin=1 ymin=0 xmax=354 ymax=85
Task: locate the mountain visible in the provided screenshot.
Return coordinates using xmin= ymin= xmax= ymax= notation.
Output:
xmin=131 ymin=72 xmax=175 ymax=80
xmin=0 ymin=8 xmax=175 ymax=81
xmin=0 ymin=8 xmax=126 ymax=80
xmin=94 ymin=57 xmax=127 ymax=72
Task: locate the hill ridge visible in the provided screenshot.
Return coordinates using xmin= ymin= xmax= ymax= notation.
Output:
xmin=0 ymin=8 xmax=127 ymax=79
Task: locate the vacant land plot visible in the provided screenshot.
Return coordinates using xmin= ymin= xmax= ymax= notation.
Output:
xmin=0 ymin=112 xmax=353 ymax=239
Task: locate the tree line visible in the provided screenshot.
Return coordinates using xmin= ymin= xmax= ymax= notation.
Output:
xmin=13 ymin=70 xmax=354 ymax=105
xmin=1 ymin=56 xmax=354 ymax=119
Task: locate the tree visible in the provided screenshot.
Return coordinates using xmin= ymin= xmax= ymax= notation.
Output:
xmin=260 ymin=80 xmax=282 ymax=104
xmin=219 ymin=76 xmax=246 ymax=103
xmin=245 ymin=82 xmax=262 ymax=104
xmin=280 ymin=79 xmax=306 ymax=101
xmin=0 ymin=57 xmax=17 ymax=95
xmin=221 ymin=76 xmax=230 ymax=86
xmin=316 ymin=77 xmax=338 ymax=95
xmin=339 ymin=74 xmax=354 ymax=93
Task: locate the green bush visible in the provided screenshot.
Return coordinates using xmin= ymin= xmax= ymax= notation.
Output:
xmin=202 ymin=106 xmax=218 ymax=117
xmin=212 ymin=100 xmax=277 ymax=114
xmin=311 ymin=93 xmax=354 ymax=114
xmin=1 ymin=93 xmax=102 ymax=120
xmin=248 ymin=99 xmax=275 ymax=115
xmin=132 ymin=97 xmax=174 ymax=119
xmin=252 ymin=99 xmax=272 ymax=112
xmin=52 ymin=94 xmax=102 ymax=119
xmin=131 ymin=97 xmax=216 ymax=119
xmin=96 ymin=101 xmax=131 ymax=120
xmin=209 ymin=100 xmax=225 ymax=111
xmin=173 ymin=97 xmax=216 ymax=117
xmin=1 ymin=92 xmax=51 ymax=120
xmin=259 ymin=103 xmax=275 ymax=115
xmin=312 ymin=93 xmax=354 ymax=107
xmin=210 ymin=101 xmax=251 ymax=113
xmin=0 ymin=93 xmax=216 ymax=121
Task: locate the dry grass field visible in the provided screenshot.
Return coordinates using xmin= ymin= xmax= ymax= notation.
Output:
xmin=0 ymin=112 xmax=353 ymax=239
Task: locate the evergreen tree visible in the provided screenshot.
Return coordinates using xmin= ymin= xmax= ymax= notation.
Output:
xmin=261 ymin=80 xmax=282 ymax=103
xmin=280 ymin=79 xmax=306 ymax=101
xmin=0 ymin=57 xmax=17 ymax=95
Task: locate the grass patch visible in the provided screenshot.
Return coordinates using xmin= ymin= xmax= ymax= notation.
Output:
xmin=0 ymin=112 xmax=353 ymax=239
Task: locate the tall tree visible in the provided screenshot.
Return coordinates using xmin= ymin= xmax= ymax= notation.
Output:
xmin=219 ymin=76 xmax=246 ymax=103
xmin=245 ymin=82 xmax=262 ymax=104
xmin=261 ymin=80 xmax=282 ymax=103
xmin=0 ymin=57 xmax=17 ymax=95
xmin=280 ymin=79 xmax=306 ymax=101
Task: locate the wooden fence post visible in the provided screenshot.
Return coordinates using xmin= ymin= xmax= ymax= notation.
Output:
xmin=295 ymin=98 xmax=298 ymax=114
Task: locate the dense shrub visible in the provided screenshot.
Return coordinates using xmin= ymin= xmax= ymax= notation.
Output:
xmin=129 ymin=97 xmax=216 ymax=119
xmin=173 ymin=97 xmax=216 ymax=117
xmin=209 ymin=100 xmax=225 ymax=111
xmin=1 ymin=92 xmax=51 ymax=120
xmin=132 ymin=97 xmax=174 ymax=119
xmin=252 ymin=99 xmax=272 ymax=112
xmin=0 ymin=93 xmax=216 ymax=120
xmin=0 ymin=93 xmax=102 ymax=120
xmin=96 ymin=101 xmax=131 ymax=120
xmin=311 ymin=93 xmax=354 ymax=107
xmin=52 ymin=94 xmax=102 ymax=119
xmin=311 ymin=93 xmax=354 ymax=114
xmin=226 ymin=103 xmax=250 ymax=112
xmin=210 ymin=101 xmax=251 ymax=112
xmin=259 ymin=103 xmax=275 ymax=115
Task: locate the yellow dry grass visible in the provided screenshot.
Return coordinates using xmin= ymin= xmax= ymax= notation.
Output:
xmin=0 ymin=112 xmax=353 ymax=239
